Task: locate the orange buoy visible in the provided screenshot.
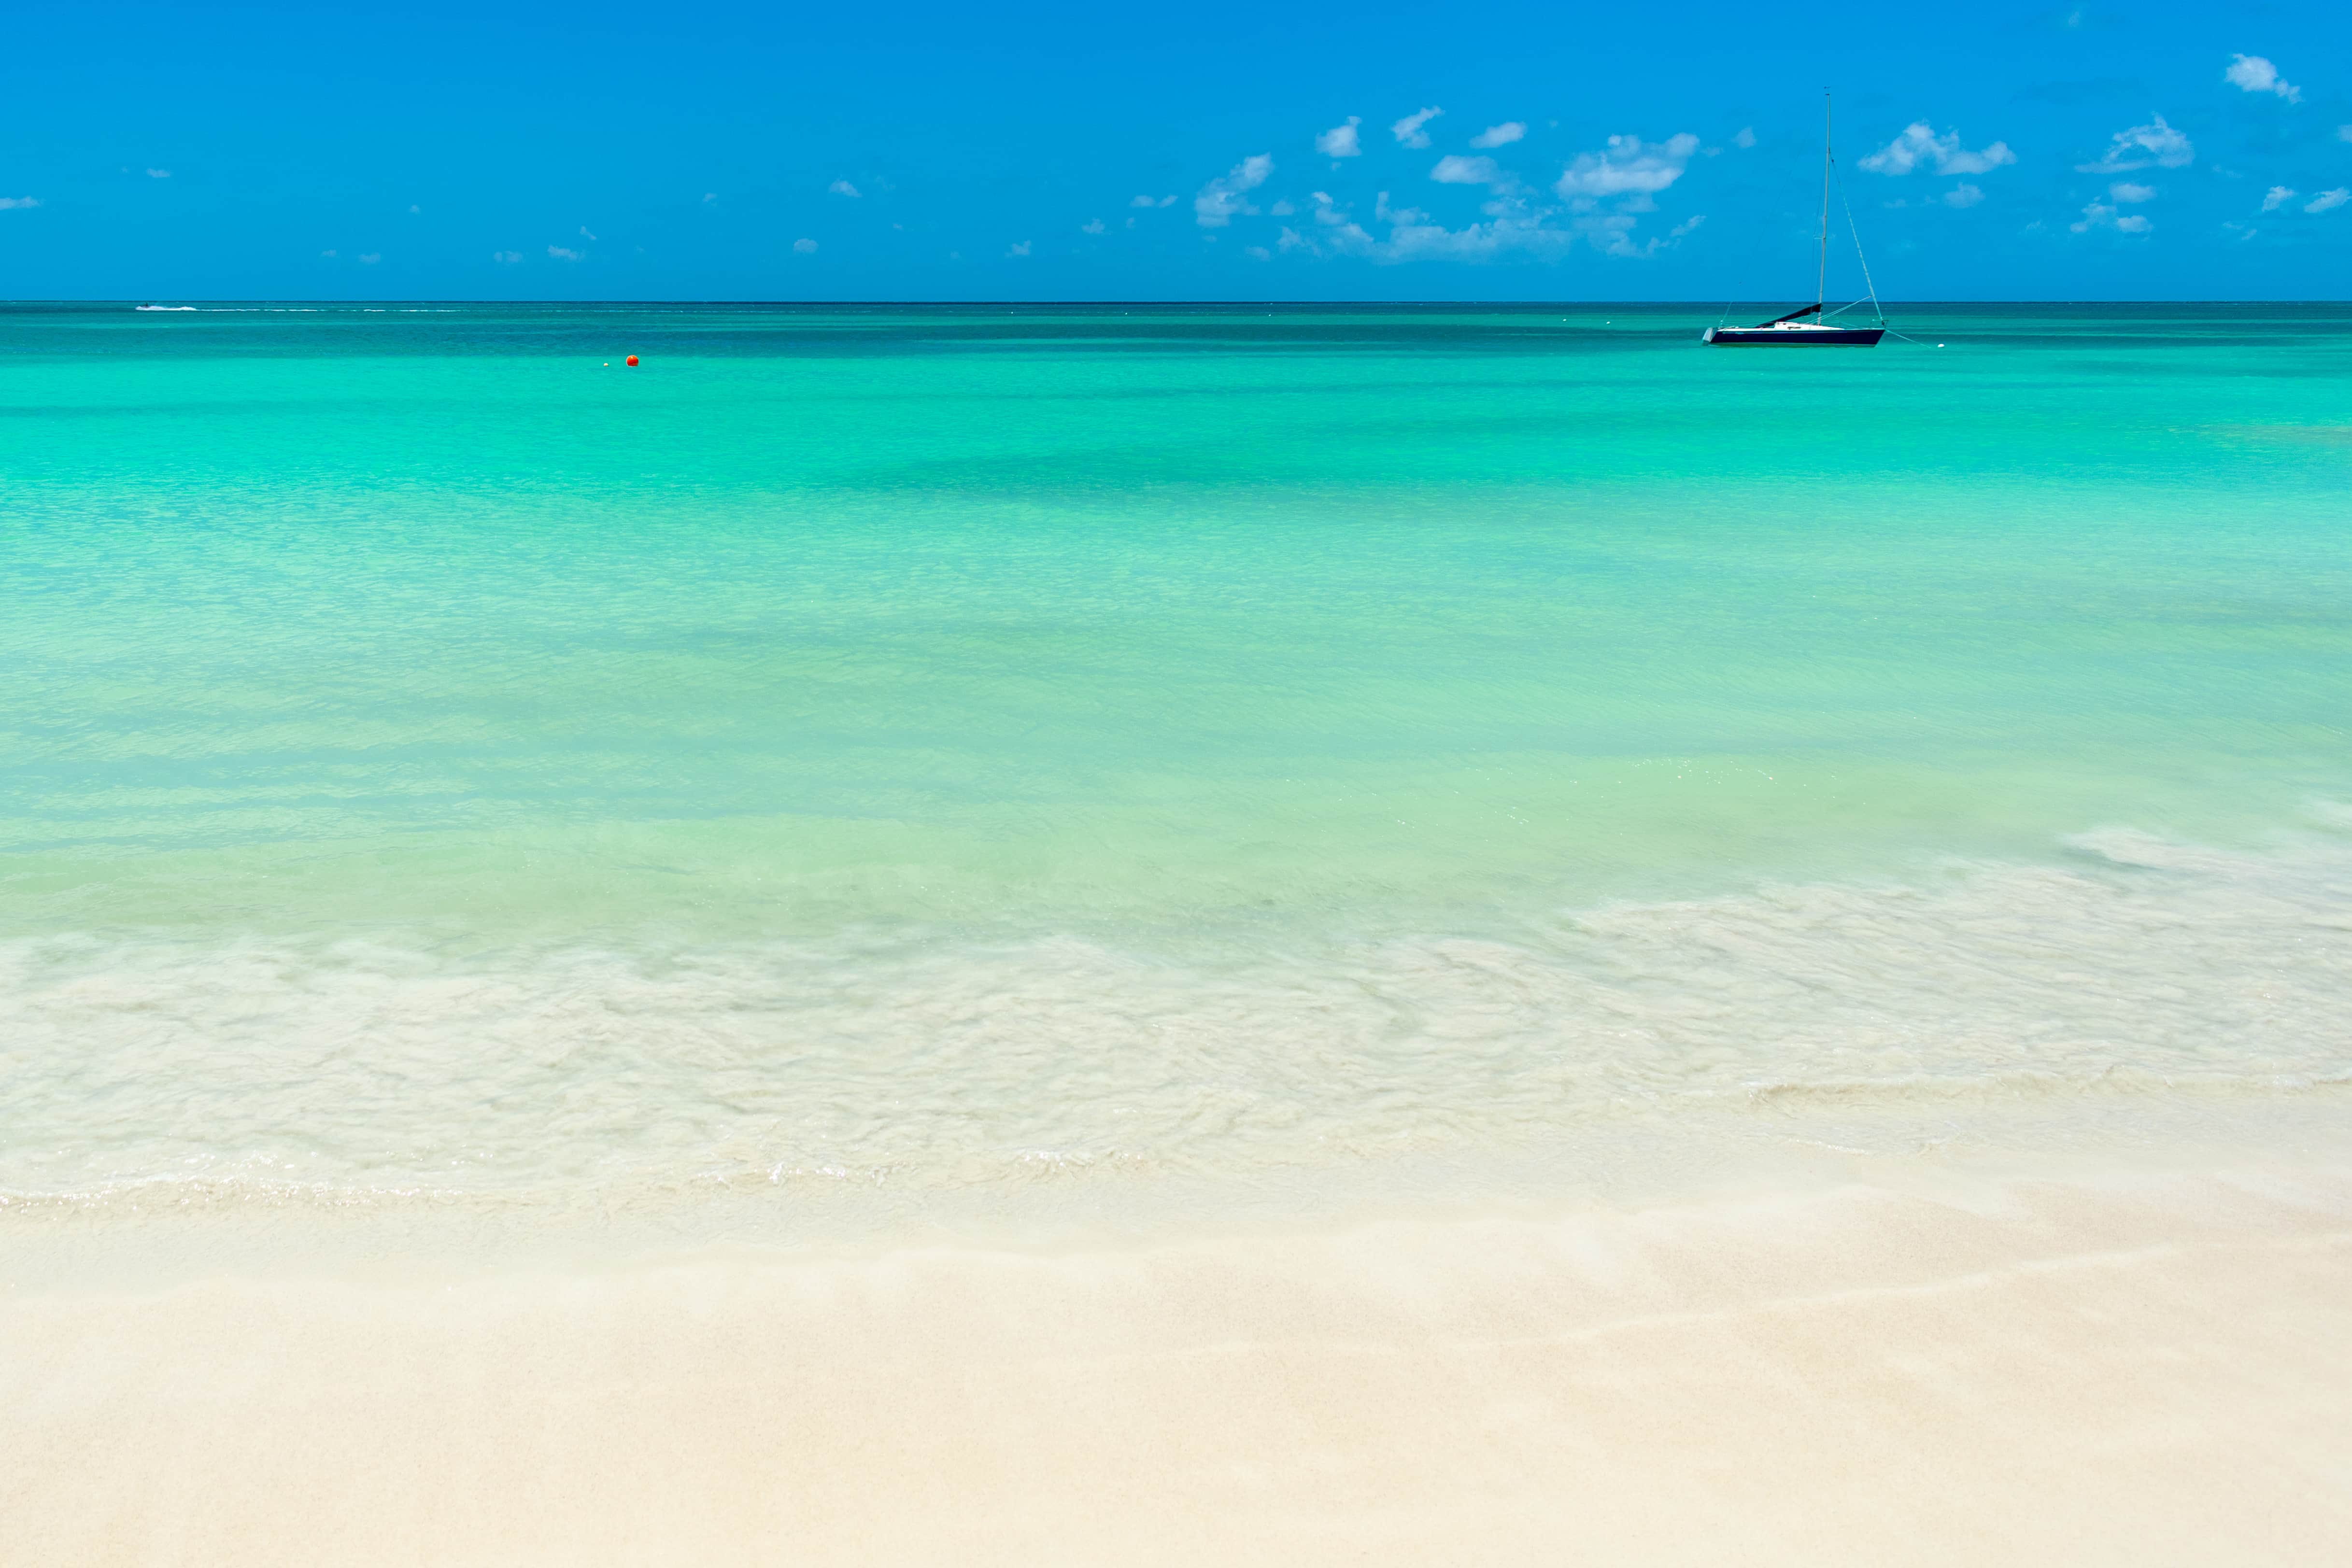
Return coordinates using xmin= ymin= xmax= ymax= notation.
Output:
xmin=625 ymin=354 xmax=639 ymax=367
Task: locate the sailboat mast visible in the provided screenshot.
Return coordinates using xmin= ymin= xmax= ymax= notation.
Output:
xmin=1817 ymin=90 xmax=1831 ymax=315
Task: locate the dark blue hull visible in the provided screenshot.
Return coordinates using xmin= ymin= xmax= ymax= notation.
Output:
xmin=1704 ymin=326 xmax=1884 ymax=346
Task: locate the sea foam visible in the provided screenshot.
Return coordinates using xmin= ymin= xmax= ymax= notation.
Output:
xmin=6 ymin=827 xmax=2346 ymax=1215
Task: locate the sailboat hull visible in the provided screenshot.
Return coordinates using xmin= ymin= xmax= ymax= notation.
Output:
xmin=1703 ymin=326 xmax=1884 ymax=346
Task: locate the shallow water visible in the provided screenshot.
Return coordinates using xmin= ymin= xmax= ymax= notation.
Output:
xmin=4 ymin=301 xmax=2350 ymax=1233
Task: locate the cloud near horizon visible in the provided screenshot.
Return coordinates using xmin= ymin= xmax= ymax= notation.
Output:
xmin=1268 ymin=132 xmax=1703 ymax=267
xmin=1553 ymin=133 xmax=1700 ymax=208
xmin=1195 ymin=153 xmax=1273 ymax=226
xmin=1469 ymin=122 xmax=1525 ymax=149
xmin=2071 ymin=198 xmax=2150 ymax=235
xmin=1304 ymin=131 xmax=1712 ymax=258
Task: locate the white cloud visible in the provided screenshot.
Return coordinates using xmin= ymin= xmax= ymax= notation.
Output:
xmin=703 ymin=192 xmax=718 ymax=202
xmin=2341 ymin=126 xmax=2352 ymax=143
xmin=1131 ymin=193 xmax=1176 ymax=208
xmin=1431 ymin=154 xmax=1508 ymax=186
xmin=408 ymin=204 xmax=421 ymax=214
xmin=0 ymin=196 xmax=39 ymax=211
xmin=1315 ymin=117 xmax=1362 ymax=157
xmin=1392 ymin=107 xmax=1443 ymax=149
xmin=1245 ymin=244 xmax=1271 ymax=260
xmin=357 ymin=253 xmax=381 ymax=264
xmin=1279 ymin=179 xmax=1687 ymax=265
xmin=146 ymin=168 xmax=171 ymax=179
xmin=579 ymin=226 xmax=598 ymax=240
xmin=1554 ymin=132 xmax=1700 ymax=205
xmin=2071 ymin=200 xmax=2151 ymax=235
xmin=1943 ymin=184 xmax=1985 ymax=208
xmin=1006 ymin=240 xmax=1032 ymax=256
xmin=2079 ymin=115 xmax=2193 ymax=173
xmin=2224 ymin=55 xmax=2300 ymax=103
xmin=2110 ymin=182 xmax=2155 ymax=203
xmin=1272 ymin=136 xmax=1713 ymax=267
xmin=547 ymin=245 xmax=583 ymax=260
xmin=1195 ymin=153 xmax=1273 ymax=226
xmin=320 ymin=249 xmax=336 ymax=257
xmin=1570 ymin=213 xmax=1659 ymax=258
xmin=2262 ymin=185 xmax=2297 ymax=212
xmin=1080 ymin=218 xmax=1105 ymax=234
xmin=2307 ymin=189 xmax=2351 ymax=214
xmin=792 ymin=238 xmax=818 ymax=254
xmin=1733 ymin=127 xmax=1757 ymax=150
xmin=829 ymin=179 xmax=861 ymax=198
xmin=1858 ymin=123 xmax=2017 ymax=176
xmin=492 ymin=250 xmax=523 ymax=263
xmin=1380 ymin=214 xmax=1576 ymax=261
xmin=1470 ymin=122 xmax=1526 ymax=149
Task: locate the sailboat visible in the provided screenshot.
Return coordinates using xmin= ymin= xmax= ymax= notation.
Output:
xmin=1704 ymin=93 xmax=1886 ymax=346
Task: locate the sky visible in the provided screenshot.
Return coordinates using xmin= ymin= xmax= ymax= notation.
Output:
xmin=8 ymin=0 xmax=2352 ymax=300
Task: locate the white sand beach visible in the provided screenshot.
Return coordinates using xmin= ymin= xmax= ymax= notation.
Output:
xmin=7 ymin=1161 xmax=2349 ymax=1566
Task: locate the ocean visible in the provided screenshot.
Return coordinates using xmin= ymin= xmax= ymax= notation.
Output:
xmin=4 ymin=300 xmax=2351 ymax=1238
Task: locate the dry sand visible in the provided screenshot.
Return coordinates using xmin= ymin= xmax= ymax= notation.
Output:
xmin=5 ymin=1165 xmax=2350 ymax=1565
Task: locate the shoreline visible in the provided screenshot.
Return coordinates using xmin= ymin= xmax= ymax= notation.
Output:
xmin=8 ymin=1084 xmax=2351 ymax=1288
xmin=7 ymin=1154 xmax=2350 ymax=1563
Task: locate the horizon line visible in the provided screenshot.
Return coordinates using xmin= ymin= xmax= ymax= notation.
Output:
xmin=13 ymin=297 xmax=2352 ymax=308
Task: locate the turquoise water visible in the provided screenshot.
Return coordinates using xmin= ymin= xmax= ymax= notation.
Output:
xmin=4 ymin=302 xmax=2351 ymax=1212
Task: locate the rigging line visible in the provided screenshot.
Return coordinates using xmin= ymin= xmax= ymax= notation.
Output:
xmin=1816 ymin=91 xmax=1832 ymax=313
xmin=1828 ymin=153 xmax=1884 ymax=323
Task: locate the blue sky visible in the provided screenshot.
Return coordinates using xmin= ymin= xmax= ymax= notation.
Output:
xmin=9 ymin=0 xmax=2352 ymax=299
